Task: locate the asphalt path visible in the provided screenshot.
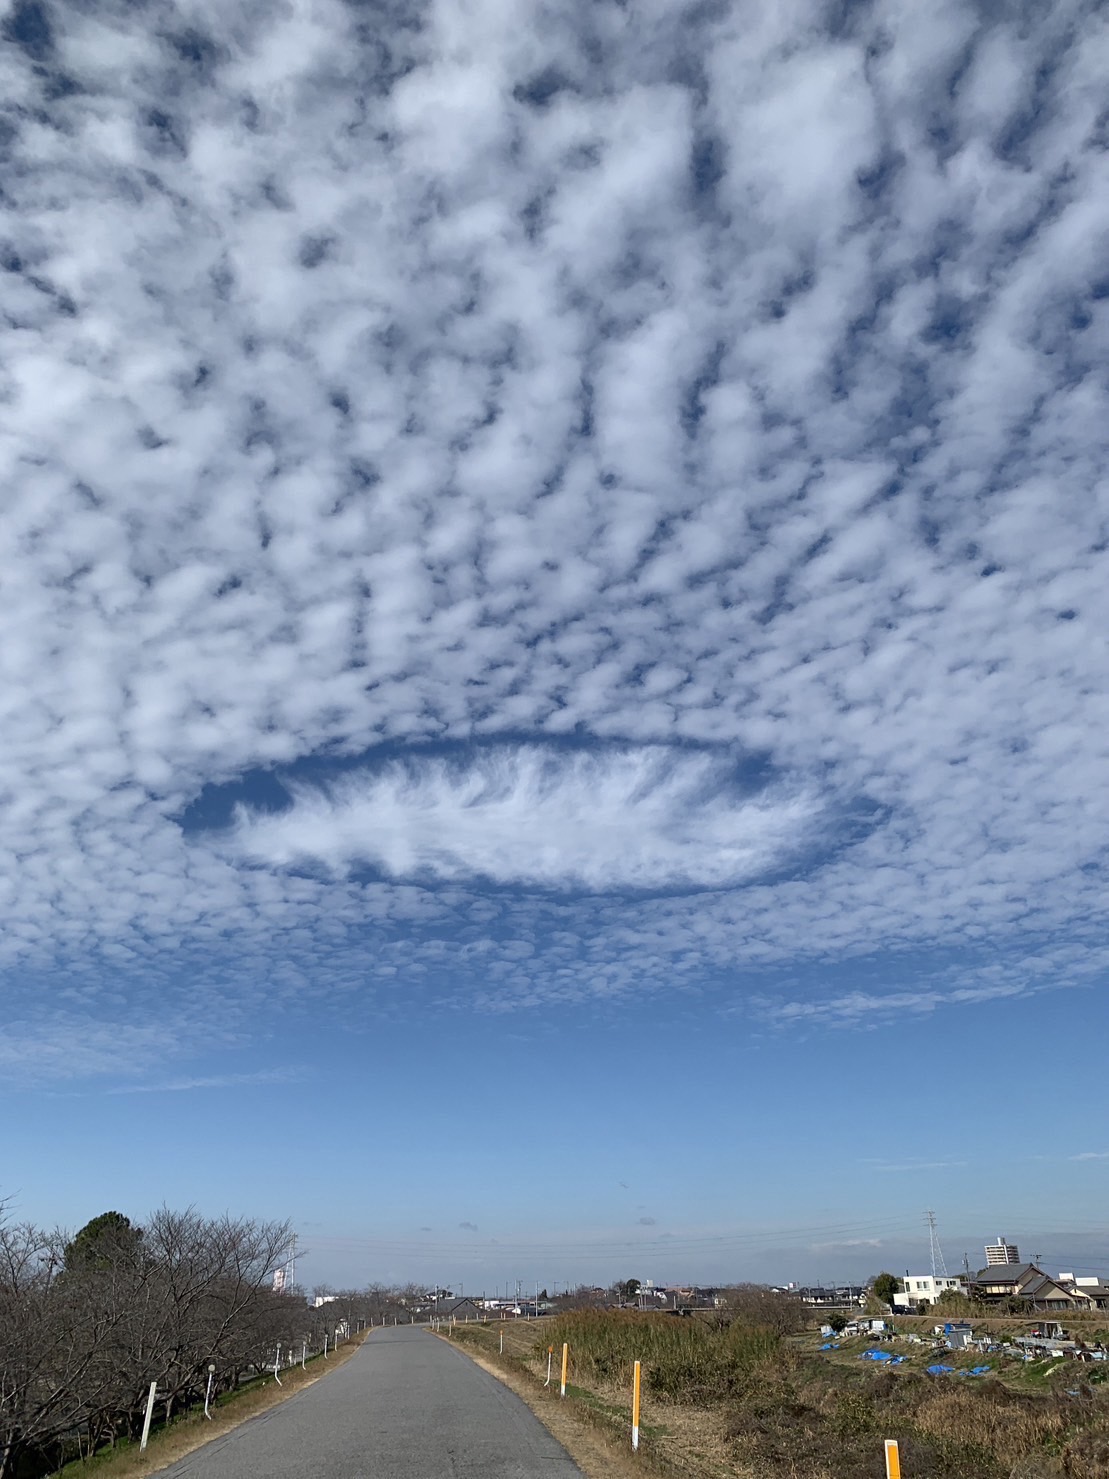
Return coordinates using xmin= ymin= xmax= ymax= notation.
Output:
xmin=157 ymin=1327 xmax=586 ymax=1479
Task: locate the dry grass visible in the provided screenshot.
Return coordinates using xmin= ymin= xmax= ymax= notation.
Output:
xmin=447 ymin=1317 xmax=746 ymax=1477
xmin=538 ymin=1309 xmax=781 ymax=1404
xmin=448 ymin=1313 xmax=1109 ymax=1479
xmin=55 ymin=1330 xmax=373 ymax=1479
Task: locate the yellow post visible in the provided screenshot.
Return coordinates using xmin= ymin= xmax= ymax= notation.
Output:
xmin=885 ymin=1439 xmax=901 ymax=1479
xmin=632 ymin=1360 xmax=641 ymax=1452
xmin=560 ymin=1342 xmax=569 ymax=1398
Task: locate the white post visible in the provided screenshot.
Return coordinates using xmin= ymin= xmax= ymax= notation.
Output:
xmin=500 ymin=1328 xmax=504 ymax=1355
xmin=204 ymin=1365 xmax=215 ymax=1420
xmin=139 ymin=1383 xmax=157 ymax=1452
xmin=302 ymin=1340 xmax=307 ymax=1369
xmin=324 ymin=1333 xmax=329 ymax=1358
xmin=632 ymin=1360 xmax=641 ymax=1452
xmin=545 ymin=1347 xmax=553 ymax=1387
xmin=274 ymin=1345 xmax=283 ymax=1385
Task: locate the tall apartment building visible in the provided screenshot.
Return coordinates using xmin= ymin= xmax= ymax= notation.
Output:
xmin=985 ymin=1236 xmax=1021 ymax=1266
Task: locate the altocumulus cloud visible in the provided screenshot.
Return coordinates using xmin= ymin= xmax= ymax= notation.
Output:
xmin=0 ymin=0 xmax=1107 ymax=1077
xmin=226 ymin=747 xmax=823 ymax=892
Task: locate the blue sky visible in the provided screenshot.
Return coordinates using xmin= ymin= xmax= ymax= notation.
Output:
xmin=1 ymin=0 xmax=1107 ymax=1294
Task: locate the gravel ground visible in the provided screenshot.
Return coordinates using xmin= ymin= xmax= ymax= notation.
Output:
xmin=155 ymin=1326 xmax=586 ymax=1479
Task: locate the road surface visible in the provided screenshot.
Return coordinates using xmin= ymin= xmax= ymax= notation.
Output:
xmin=158 ymin=1327 xmax=586 ymax=1478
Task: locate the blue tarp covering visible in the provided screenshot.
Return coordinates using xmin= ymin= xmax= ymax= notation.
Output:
xmin=819 ymin=1342 xmax=840 ymax=1350
xmin=927 ymin=1364 xmax=991 ymax=1376
xmin=860 ymin=1351 xmax=908 ymax=1364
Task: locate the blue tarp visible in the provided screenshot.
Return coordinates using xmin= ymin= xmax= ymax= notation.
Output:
xmin=819 ymin=1342 xmax=840 ymax=1350
xmin=860 ymin=1351 xmax=908 ymax=1364
xmin=927 ymin=1364 xmax=990 ymax=1376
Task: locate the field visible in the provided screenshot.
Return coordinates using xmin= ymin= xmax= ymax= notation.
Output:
xmin=445 ymin=1310 xmax=1109 ymax=1479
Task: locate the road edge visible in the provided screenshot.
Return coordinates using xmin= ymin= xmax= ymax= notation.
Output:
xmin=430 ymin=1330 xmax=670 ymax=1479
xmin=67 ymin=1329 xmax=375 ymax=1479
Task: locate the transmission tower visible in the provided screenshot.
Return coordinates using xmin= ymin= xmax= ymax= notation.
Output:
xmin=926 ymin=1210 xmax=949 ymax=1280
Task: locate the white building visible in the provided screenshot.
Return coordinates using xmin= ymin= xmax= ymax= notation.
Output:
xmin=892 ymin=1274 xmax=968 ymax=1308
xmin=985 ymin=1237 xmax=1021 ymax=1266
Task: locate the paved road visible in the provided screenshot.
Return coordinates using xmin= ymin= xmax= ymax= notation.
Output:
xmin=158 ymin=1327 xmax=585 ymax=1478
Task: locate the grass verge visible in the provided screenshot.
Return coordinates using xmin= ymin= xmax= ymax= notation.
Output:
xmin=55 ymin=1330 xmax=374 ymax=1479
xmin=438 ymin=1314 xmax=1109 ymax=1479
xmin=434 ymin=1319 xmax=731 ymax=1479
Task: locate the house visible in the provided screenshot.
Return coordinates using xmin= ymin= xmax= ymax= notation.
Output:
xmin=790 ymin=1285 xmax=868 ymax=1307
xmin=891 ymin=1275 xmax=968 ymax=1308
xmin=1057 ymin=1275 xmax=1109 ymax=1310
xmin=970 ymin=1264 xmax=1078 ymax=1310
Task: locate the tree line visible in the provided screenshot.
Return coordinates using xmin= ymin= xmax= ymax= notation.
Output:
xmin=0 ymin=1206 xmax=359 ymax=1479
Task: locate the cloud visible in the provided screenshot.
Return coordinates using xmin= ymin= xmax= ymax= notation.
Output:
xmin=811 ymin=1238 xmax=882 ymax=1252
xmin=104 ymin=1069 xmax=305 ymax=1094
xmin=0 ymin=0 xmax=1105 ymax=1067
xmin=1070 ymin=1152 xmax=1109 ymax=1162
xmin=458 ymin=1221 xmax=479 ymax=1233
xmin=226 ymin=745 xmax=824 ymax=892
xmin=637 ymin=1216 xmax=657 ymax=1226
xmin=866 ymin=1161 xmax=967 ymax=1174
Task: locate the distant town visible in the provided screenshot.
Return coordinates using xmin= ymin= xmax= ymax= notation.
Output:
xmin=294 ymin=1234 xmax=1109 ymax=1324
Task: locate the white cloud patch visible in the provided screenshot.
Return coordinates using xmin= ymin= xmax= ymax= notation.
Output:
xmin=226 ymin=747 xmax=822 ymax=891
xmin=811 ymin=1238 xmax=882 ymax=1252
xmin=103 ymin=1068 xmax=304 ymax=1095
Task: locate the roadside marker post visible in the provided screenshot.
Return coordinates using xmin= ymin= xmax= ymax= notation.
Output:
xmin=204 ymin=1365 xmax=215 ymax=1420
xmin=545 ymin=1347 xmax=553 ymax=1387
xmin=302 ymin=1340 xmax=307 ymax=1369
xmin=632 ymin=1360 xmax=641 ymax=1452
xmin=885 ymin=1440 xmax=901 ymax=1479
xmin=139 ymin=1383 xmax=157 ymax=1452
xmin=324 ymin=1333 xmax=328 ymax=1359
xmin=274 ymin=1345 xmax=283 ymax=1385
xmin=500 ymin=1328 xmax=504 ymax=1354
xmin=560 ymin=1342 xmax=569 ymax=1398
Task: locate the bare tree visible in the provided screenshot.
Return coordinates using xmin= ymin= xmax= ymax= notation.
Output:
xmin=717 ymin=1284 xmax=805 ymax=1335
xmin=0 ymin=1206 xmax=296 ymax=1477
